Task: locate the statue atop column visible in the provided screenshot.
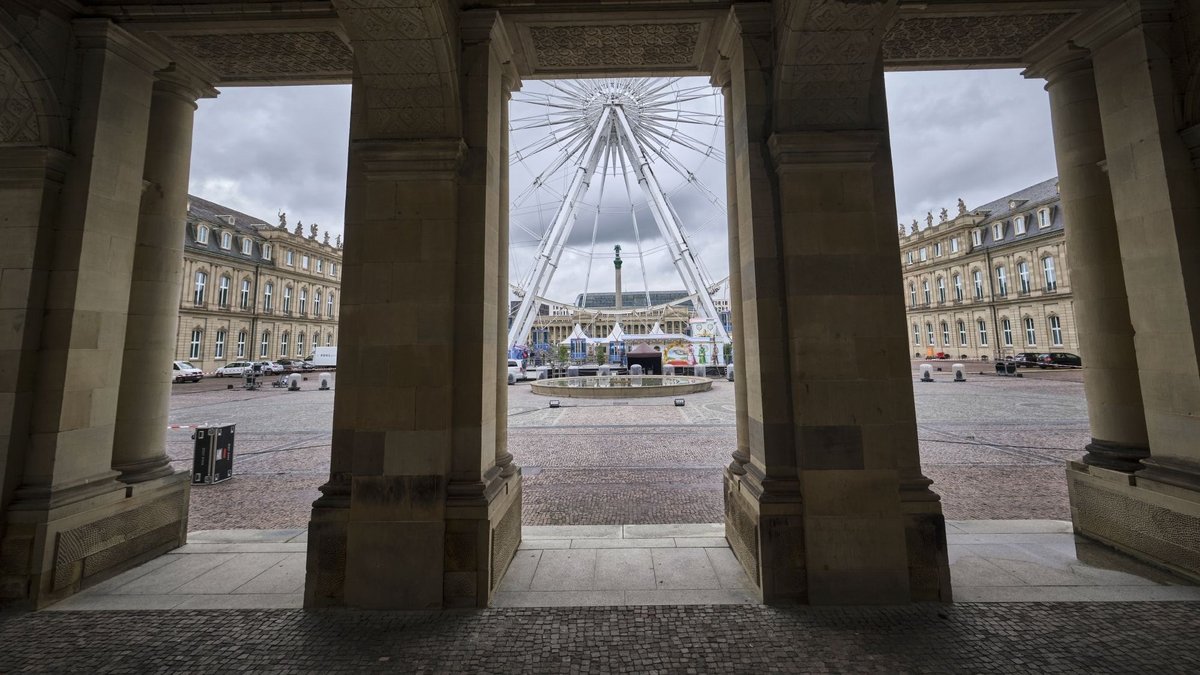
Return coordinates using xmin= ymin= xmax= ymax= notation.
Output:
xmin=910 ymin=219 xmax=918 ymax=235
xmin=898 ymin=224 xmax=906 ymax=238
xmin=309 ymin=223 xmax=319 ymax=240
xmin=323 ymin=232 xmax=331 ymax=245
xmin=940 ymin=207 xmax=949 ymax=222
xmin=957 ymin=198 xmax=968 ymax=216
xmin=294 ymin=220 xmax=303 ymax=236
xmin=926 ymin=211 xmax=934 ymax=229
xmin=613 ymin=244 xmax=622 ymax=269
xmin=278 ymin=211 xmax=287 ymax=230
xmin=336 ymin=234 xmax=343 ymax=249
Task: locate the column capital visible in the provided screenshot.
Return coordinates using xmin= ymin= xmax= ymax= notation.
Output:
xmin=1023 ymin=44 xmax=1094 ymax=86
xmin=460 ymin=9 xmax=521 ymax=91
xmin=71 ymin=18 xmax=170 ymax=74
xmin=153 ymin=63 xmax=219 ymax=108
xmin=353 ymin=138 xmax=467 ymax=181
xmin=1066 ymin=0 xmax=1175 ymax=53
xmin=767 ymin=130 xmax=885 ymax=171
xmin=718 ymin=2 xmax=773 ymax=61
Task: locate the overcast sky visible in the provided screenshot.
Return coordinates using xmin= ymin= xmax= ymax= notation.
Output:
xmin=189 ymin=69 xmax=1057 ymax=302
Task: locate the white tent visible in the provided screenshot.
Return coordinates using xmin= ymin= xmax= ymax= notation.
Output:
xmin=604 ymin=323 xmax=626 ymax=343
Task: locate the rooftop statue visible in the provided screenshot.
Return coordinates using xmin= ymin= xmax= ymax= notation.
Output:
xmin=324 ymin=232 xmax=331 ymax=245
xmin=294 ymin=220 xmax=303 ymax=236
xmin=910 ymin=219 xmax=918 ymax=235
xmin=336 ymin=234 xmax=342 ymax=249
xmin=940 ymin=207 xmax=949 ymax=222
xmin=310 ymin=223 xmax=319 ymax=239
xmin=898 ymin=224 xmax=906 ymax=238
xmin=278 ymin=211 xmax=287 ymax=230
xmin=958 ymin=198 xmax=968 ymax=215
xmin=926 ymin=211 xmax=934 ymax=228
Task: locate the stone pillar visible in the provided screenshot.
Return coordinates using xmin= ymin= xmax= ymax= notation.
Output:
xmin=1062 ymin=4 xmax=1200 ymax=581
xmin=1030 ymin=50 xmax=1149 ymax=471
xmin=495 ymin=73 xmax=518 ymax=483
xmin=0 ymin=20 xmax=179 ymax=607
xmin=112 ymin=66 xmax=216 ymax=484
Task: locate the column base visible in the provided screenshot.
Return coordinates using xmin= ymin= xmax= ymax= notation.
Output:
xmin=1081 ymin=438 xmax=1150 ymax=473
xmin=1067 ymin=460 xmax=1200 ymax=583
xmin=0 ymin=471 xmax=189 ymax=608
xmin=724 ymin=467 xmax=806 ymax=603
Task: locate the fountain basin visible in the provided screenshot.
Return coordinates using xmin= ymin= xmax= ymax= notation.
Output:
xmin=530 ymin=375 xmax=712 ymax=398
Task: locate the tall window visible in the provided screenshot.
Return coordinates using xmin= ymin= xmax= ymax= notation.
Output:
xmin=1025 ymin=317 xmax=1037 ymax=345
xmin=995 ymin=266 xmax=1008 ymax=297
xmin=237 ymin=330 xmax=246 ymax=358
xmin=1043 ymin=257 xmax=1057 ymax=290
xmin=909 ymin=283 xmax=917 ymax=307
xmin=926 ymin=322 xmax=935 ymax=345
xmin=978 ymin=320 xmax=989 ymax=347
xmin=280 ymin=331 xmax=289 ymax=357
xmin=301 ymin=254 xmax=310 ymax=270
xmin=922 ymin=279 xmax=931 ymax=304
xmin=913 ymin=323 xmax=920 ymax=345
xmin=194 ymin=271 xmax=207 ymax=305
xmin=313 ymin=332 xmax=321 ymax=351
xmin=262 ymin=243 xmax=272 ymax=260
xmin=934 ymin=242 xmax=943 ymax=257
xmin=1002 ymin=319 xmax=1013 ymax=347
xmin=316 ymin=259 xmax=324 ymax=273
xmin=314 ymin=291 xmax=322 ymax=317
xmin=907 ymin=251 xmax=914 ymax=265
xmin=286 ymin=250 xmax=294 ymax=266
xmin=330 ymin=263 xmax=337 ymax=277
xmin=972 ymin=229 xmax=983 ymax=247
xmin=973 ymin=270 xmax=984 ymax=299
xmin=953 ymin=274 xmax=963 ymax=301
xmin=950 ymin=237 xmax=959 ymax=253
xmin=240 ymin=279 xmax=251 ymax=309
xmin=189 ymin=329 xmax=202 ymax=359
xmin=1017 ymin=261 xmax=1031 ymax=294
xmin=993 ymin=222 xmax=1004 ymax=240
xmin=297 ymin=331 xmax=305 ymax=358
xmin=221 ymin=232 xmax=232 ymax=249
xmin=919 ymin=247 xmax=927 ymax=262
xmin=327 ymin=293 xmax=335 ymax=318
xmin=214 ymin=329 xmax=226 ymax=359
xmin=217 ymin=276 xmax=231 ymax=307
xmin=1038 ymin=207 xmax=1051 ymax=228
xmin=958 ymin=320 xmax=968 ymax=346
xmin=1014 ymin=215 xmax=1027 ymax=235
xmin=299 ymin=288 xmax=308 ymax=315
xmin=936 ymin=277 xmax=946 ymax=303
xmin=263 ymin=283 xmax=274 ymax=312
xmin=1050 ymin=315 xmax=1063 ymax=345
xmin=283 ymin=286 xmax=292 ymax=313
xmin=260 ymin=331 xmax=270 ymax=357
xmin=242 ymin=238 xmax=253 ymax=255
xmin=941 ymin=321 xmax=950 ymax=346
xmin=196 ymin=226 xmax=209 ymax=244
xmin=326 ymin=333 xmax=333 ymax=346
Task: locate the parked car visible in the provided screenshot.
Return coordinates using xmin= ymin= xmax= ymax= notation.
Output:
xmin=1040 ymin=352 xmax=1082 ymax=368
xmin=256 ymin=360 xmax=285 ymax=374
xmin=172 ymin=360 xmax=203 ymax=383
xmin=214 ymin=361 xmax=252 ymax=377
xmin=508 ymin=359 xmax=527 ymax=385
xmin=276 ymin=358 xmax=313 ymax=372
xmin=1014 ymin=352 xmax=1042 ymax=367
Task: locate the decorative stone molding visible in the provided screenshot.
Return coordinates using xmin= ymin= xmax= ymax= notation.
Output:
xmin=530 ymin=22 xmax=701 ymax=69
xmin=0 ymin=53 xmax=40 ymax=144
xmin=353 ymin=138 xmax=466 ymax=181
xmin=767 ymin=130 xmax=885 ymax=170
xmin=884 ymin=13 xmax=1076 ymax=67
xmin=1138 ymin=457 xmax=1200 ymax=492
xmin=72 ymin=18 xmax=170 ymax=75
xmin=169 ymin=32 xmax=352 ymax=84
xmin=1083 ymin=438 xmax=1151 ymax=473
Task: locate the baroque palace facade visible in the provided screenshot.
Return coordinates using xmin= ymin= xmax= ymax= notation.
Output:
xmin=177 ymin=197 xmax=342 ymax=372
xmin=900 ymin=178 xmax=1077 ymax=361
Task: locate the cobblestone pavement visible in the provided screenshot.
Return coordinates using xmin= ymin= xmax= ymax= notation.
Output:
xmin=3 ymin=603 xmax=1199 ymax=673
xmin=171 ymin=367 xmax=1087 ymax=529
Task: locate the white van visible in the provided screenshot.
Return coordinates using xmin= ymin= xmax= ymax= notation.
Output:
xmin=507 ymin=359 xmax=527 ymax=385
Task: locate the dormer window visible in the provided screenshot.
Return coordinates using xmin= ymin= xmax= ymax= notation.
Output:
xmin=1014 ymin=215 xmax=1027 ymax=235
xmin=993 ymin=222 xmax=1004 ymax=240
xmin=1037 ymin=207 xmax=1051 ymax=228
xmin=221 ymin=232 xmax=232 ymax=249
xmin=972 ymin=230 xmax=983 ymax=247
xmin=262 ymin=243 xmax=272 ymax=260
xmin=241 ymin=238 xmax=252 ymax=255
xmin=196 ymin=225 xmax=209 ymax=244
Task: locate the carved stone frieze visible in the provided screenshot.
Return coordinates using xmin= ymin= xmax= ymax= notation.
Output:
xmin=0 ymin=55 xmax=41 ymax=144
xmin=169 ymin=32 xmax=352 ymax=83
xmin=528 ymin=22 xmax=702 ymax=69
xmin=883 ymin=14 xmax=1077 ymax=65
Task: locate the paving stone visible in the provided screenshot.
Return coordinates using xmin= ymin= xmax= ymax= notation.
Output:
xmin=651 ymin=548 xmax=720 ymax=590
xmin=594 ymin=549 xmax=656 ymax=590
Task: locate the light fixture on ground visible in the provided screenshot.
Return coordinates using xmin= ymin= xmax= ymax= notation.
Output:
xmin=674 ymin=398 xmax=685 ymax=407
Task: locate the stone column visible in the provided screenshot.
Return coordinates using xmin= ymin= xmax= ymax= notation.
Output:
xmin=1063 ymin=3 xmax=1200 ymax=581
xmin=1029 ymin=50 xmax=1149 ymax=471
xmin=1 ymin=20 xmax=174 ymax=607
xmin=112 ymin=66 xmax=216 ymax=484
xmin=495 ymin=72 xmax=518 ymax=483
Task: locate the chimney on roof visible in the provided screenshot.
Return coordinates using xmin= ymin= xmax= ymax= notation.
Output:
xmin=613 ymin=244 xmax=623 ymax=310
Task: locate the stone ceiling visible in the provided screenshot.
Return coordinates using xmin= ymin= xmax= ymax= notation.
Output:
xmin=79 ymin=0 xmax=1104 ymax=85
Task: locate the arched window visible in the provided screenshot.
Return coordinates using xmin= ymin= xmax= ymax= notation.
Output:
xmin=236 ymin=330 xmax=247 ymax=358
xmin=196 ymin=225 xmax=209 ymax=244
xmin=1024 ymin=317 xmax=1037 ymax=345
xmin=1017 ymin=261 xmax=1031 ymax=294
xmin=299 ymin=288 xmax=308 ymax=315
xmin=1050 ymin=315 xmax=1063 ymax=346
xmin=214 ymin=329 xmax=226 ymax=359
xmin=941 ymin=321 xmax=950 ymax=346
xmin=193 ymin=271 xmax=207 ymax=305
xmin=912 ymin=323 xmax=920 ymax=345
xmin=977 ymin=320 xmax=989 ymax=346
xmin=218 ymin=275 xmax=231 ymax=307
xmin=327 ymin=293 xmax=335 ymax=318
xmin=260 ymin=331 xmax=270 ymax=358
xmin=283 ymin=286 xmax=292 ymax=313
xmin=313 ymin=332 xmax=321 ymax=350
xmin=925 ymin=322 xmax=934 ymax=345
xmin=1042 ymin=256 xmax=1057 ymax=290
xmin=280 ymin=331 xmax=289 ymax=357
xmin=957 ymin=320 xmax=967 ymax=346
xmin=936 ymin=277 xmax=946 ymax=303
xmin=297 ymin=331 xmax=305 ymax=358
xmin=995 ymin=266 xmax=1008 ymax=297
xmin=972 ymin=270 xmax=984 ymax=299
xmin=189 ymin=328 xmax=202 ymax=360
xmin=953 ymin=274 xmax=963 ymax=301
xmin=314 ymin=290 xmax=322 ymax=317
xmin=1002 ymin=318 xmax=1013 ymax=346
xmin=221 ymin=231 xmax=232 ymax=249
xmin=239 ymin=279 xmax=251 ymax=309
xmin=326 ymin=333 xmax=333 ymax=346
xmin=262 ymin=243 xmax=272 ymax=260
xmin=922 ymin=280 xmax=931 ymax=304
xmin=263 ymin=282 xmax=274 ymax=312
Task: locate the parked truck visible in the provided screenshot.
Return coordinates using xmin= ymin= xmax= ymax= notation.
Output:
xmin=309 ymin=346 xmax=338 ymax=368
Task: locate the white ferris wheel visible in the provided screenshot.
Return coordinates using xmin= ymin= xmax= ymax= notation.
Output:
xmin=506 ymin=77 xmax=731 ymax=351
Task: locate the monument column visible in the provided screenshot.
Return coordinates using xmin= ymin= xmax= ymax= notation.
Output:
xmin=1063 ymin=3 xmax=1200 ymax=581
xmin=1029 ymin=50 xmax=1149 ymax=471
xmin=113 ymin=65 xmax=217 ymax=484
xmin=494 ymin=72 xmax=518 ymax=482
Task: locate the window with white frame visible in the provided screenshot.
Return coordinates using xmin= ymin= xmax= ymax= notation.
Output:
xmin=936 ymin=277 xmax=946 ymax=303
xmin=1024 ymin=317 xmax=1037 ymax=345
xmin=919 ymin=247 xmax=927 ymax=262
xmin=913 ymin=324 xmax=920 ymax=345
xmin=995 ymin=266 xmax=1008 ymax=296
xmin=190 ymin=329 xmax=202 ymax=359
xmin=941 ymin=321 xmax=950 ymax=346
xmin=950 ymin=237 xmax=959 ymax=253
xmin=297 ymin=332 xmax=305 ymax=358
xmin=218 ymin=276 xmax=230 ymax=307
xmin=242 ymin=238 xmax=253 ymax=255
xmin=909 ymin=283 xmax=917 ymax=307
xmin=286 ymin=250 xmax=294 ymax=266
xmin=194 ymin=271 xmax=207 ymax=305
xmin=313 ymin=332 xmax=321 ymax=352
xmin=1014 ymin=215 xmax=1027 ymax=235
xmin=973 ymin=270 xmax=984 ymax=299
xmin=314 ymin=291 xmax=322 ymax=317
xmin=237 ymin=330 xmax=246 ymax=358
xmin=1002 ymin=318 xmax=1013 ymax=346
xmin=1038 ymin=207 xmax=1051 ymax=228
xmin=326 ymin=333 xmax=333 ymax=346
xmin=260 ymin=331 xmax=270 ymax=357
xmin=953 ymin=274 xmax=964 ymax=301
xmin=978 ymin=320 xmax=989 ymax=346
xmin=316 ymin=259 xmax=323 ymax=273
xmin=302 ymin=254 xmax=310 ymax=270
xmin=922 ymin=279 xmax=931 ymax=304
xmin=934 ymin=242 xmax=943 ymax=257
xmin=262 ymin=243 xmax=272 ymax=260
xmin=1050 ymin=315 xmax=1063 ymax=345
xmin=263 ymin=282 xmax=274 ymax=312
xmin=299 ymin=288 xmax=308 ymax=315
xmin=330 ymin=263 xmax=337 ymax=277
xmin=280 ymin=331 xmax=289 ymax=357
xmin=972 ymin=229 xmax=983 ymax=247
xmin=196 ymin=225 xmax=209 ymax=244
xmin=240 ymin=279 xmax=251 ymax=309
xmin=221 ymin=232 xmax=232 ymax=249
xmin=907 ymin=251 xmax=914 ymax=264
xmin=1017 ymin=261 xmax=1031 ymax=294
xmin=926 ymin=323 xmax=935 ymax=345
xmin=215 ymin=329 xmax=226 ymax=359
xmin=993 ymin=222 xmax=1004 ymax=240
xmin=958 ymin=320 xmax=968 ymax=346
xmin=327 ymin=293 xmax=335 ymax=317
xmin=1042 ymin=256 xmax=1057 ymax=291
xmin=283 ymin=286 xmax=292 ymax=313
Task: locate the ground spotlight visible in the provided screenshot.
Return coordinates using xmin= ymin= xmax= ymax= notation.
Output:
xmin=674 ymin=398 xmax=685 ymax=407
xmin=549 ymin=400 xmax=560 ymax=408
